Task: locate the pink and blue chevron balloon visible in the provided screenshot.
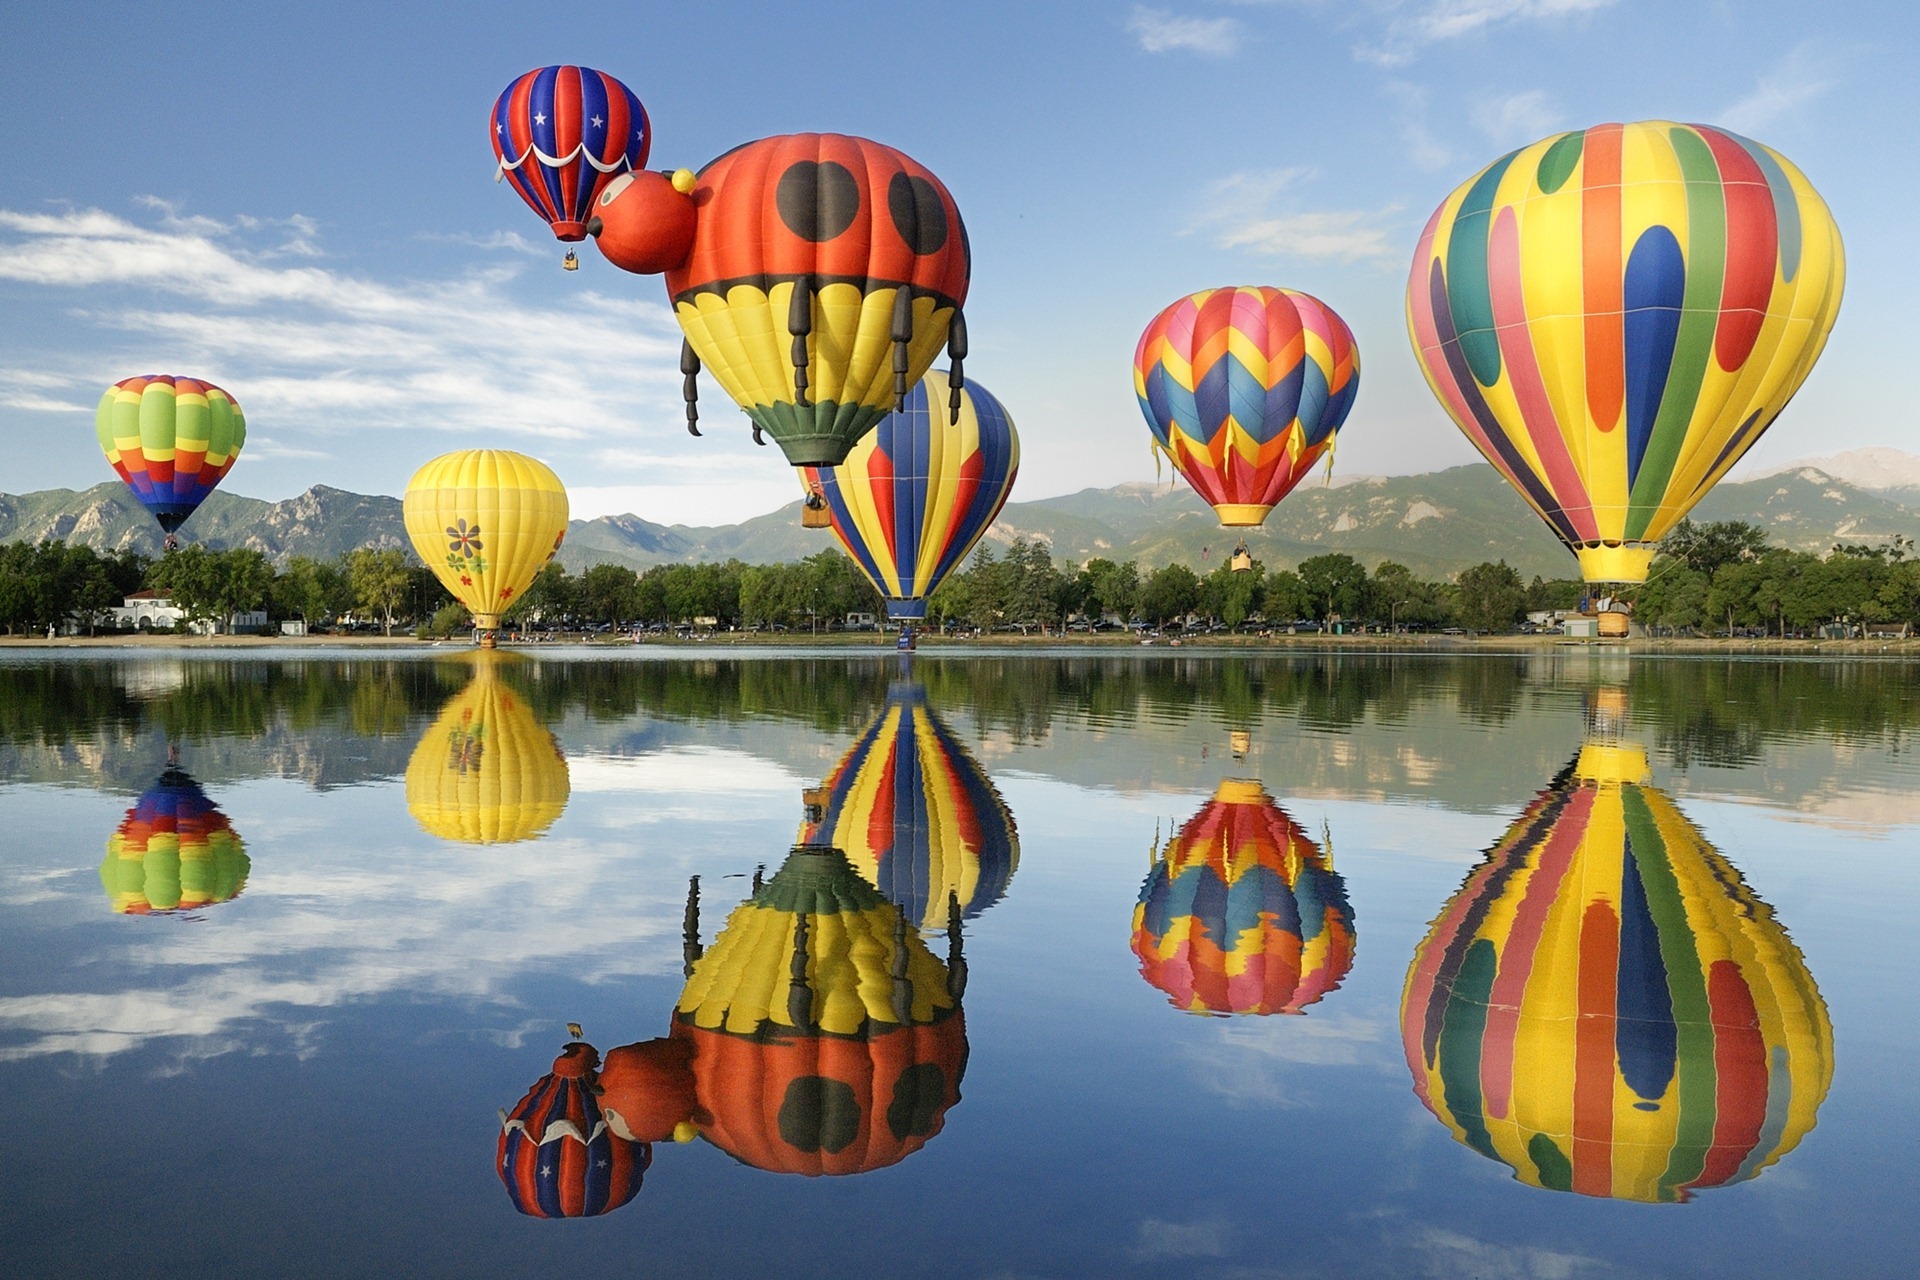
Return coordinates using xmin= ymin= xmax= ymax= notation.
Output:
xmin=491 ymin=65 xmax=649 ymax=242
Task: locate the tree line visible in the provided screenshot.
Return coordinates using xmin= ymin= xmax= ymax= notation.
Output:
xmin=4 ymin=518 xmax=1918 ymax=638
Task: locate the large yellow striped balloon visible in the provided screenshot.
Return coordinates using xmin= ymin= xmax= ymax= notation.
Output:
xmin=402 ymin=450 xmax=569 ymax=636
xmin=405 ymin=655 xmax=570 ymax=844
xmin=1407 ymin=122 xmax=1844 ymax=583
xmin=1402 ymin=740 xmax=1831 ymax=1202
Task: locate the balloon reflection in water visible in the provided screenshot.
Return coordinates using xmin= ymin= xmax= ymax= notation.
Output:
xmin=497 ymin=1041 xmax=649 ymax=1218
xmin=1133 ymin=780 xmax=1354 ymax=1016
xmin=1401 ymin=741 xmax=1832 ymax=1202
xmin=405 ymin=656 xmax=569 ymax=844
xmin=101 ymin=766 xmax=249 ymax=915
xmin=495 ymin=843 xmax=969 ymax=1213
xmin=799 ymin=680 xmax=1018 ymax=930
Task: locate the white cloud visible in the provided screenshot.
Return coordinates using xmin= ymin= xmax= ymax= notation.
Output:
xmin=1387 ymin=82 xmax=1457 ymax=172
xmin=1130 ymin=1213 xmax=1233 ymax=1260
xmin=1716 ymin=43 xmax=1839 ymax=134
xmin=1190 ymin=169 xmax=1403 ymax=264
xmin=1358 ymin=0 xmax=1618 ymax=66
xmin=0 ymin=203 xmax=686 ymax=454
xmin=1127 ymin=6 xmax=1245 ymax=56
xmin=1472 ymin=89 xmax=1561 ymax=147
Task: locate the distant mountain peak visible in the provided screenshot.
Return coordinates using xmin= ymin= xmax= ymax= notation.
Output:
xmin=1755 ymin=448 xmax=1920 ymax=492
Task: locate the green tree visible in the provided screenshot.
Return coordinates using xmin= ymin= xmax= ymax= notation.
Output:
xmin=1296 ymin=553 xmax=1369 ymax=623
xmin=1139 ymin=563 xmax=1201 ymax=625
xmin=1262 ymin=569 xmax=1310 ymax=624
xmin=1079 ymin=558 xmax=1140 ymax=623
xmin=578 ymin=563 xmax=641 ymax=624
xmin=148 ymin=545 xmax=224 ymax=630
xmin=1659 ymin=520 xmax=1768 ymax=584
xmin=1634 ymin=562 xmax=1708 ymax=632
xmin=514 ymin=563 xmax=576 ymax=625
xmin=344 ymin=547 xmax=411 ymax=635
xmin=273 ymin=556 xmax=350 ymax=628
xmin=1454 ymin=560 xmax=1527 ymax=633
xmin=1201 ymin=559 xmax=1263 ymax=628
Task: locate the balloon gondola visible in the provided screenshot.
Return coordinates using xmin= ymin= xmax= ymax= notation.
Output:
xmin=1401 ymin=730 xmax=1832 ymax=1201
xmin=1407 ymin=121 xmax=1844 ymax=585
xmin=1133 ymin=780 xmax=1354 ymax=1016
xmin=589 ymin=132 xmax=973 ymax=467
xmin=1134 ymin=287 xmax=1359 ymax=529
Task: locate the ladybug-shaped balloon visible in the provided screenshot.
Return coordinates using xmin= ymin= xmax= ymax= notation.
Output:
xmin=588 ymin=133 xmax=972 ymax=467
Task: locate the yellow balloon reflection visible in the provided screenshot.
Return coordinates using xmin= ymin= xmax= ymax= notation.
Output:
xmin=1401 ymin=738 xmax=1831 ymax=1202
xmin=101 ymin=764 xmax=249 ymax=915
xmin=406 ymin=656 xmax=569 ymax=844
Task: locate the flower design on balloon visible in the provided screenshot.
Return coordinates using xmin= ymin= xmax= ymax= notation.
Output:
xmin=447 ymin=519 xmax=484 ymax=559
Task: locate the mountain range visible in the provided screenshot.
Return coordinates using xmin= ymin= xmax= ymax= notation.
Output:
xmin=7 ymin=448 xmax=1920 ymax=582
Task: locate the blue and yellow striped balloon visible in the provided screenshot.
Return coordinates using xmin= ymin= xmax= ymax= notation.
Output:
xmin=803 ymin=370 xmax=1018 ymax=621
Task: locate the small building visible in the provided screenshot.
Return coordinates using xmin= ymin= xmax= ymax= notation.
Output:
xmin=109 ymin=591 xmax=268 ymax=635
xmin=846 ymin=612 xmax=878 ymax=631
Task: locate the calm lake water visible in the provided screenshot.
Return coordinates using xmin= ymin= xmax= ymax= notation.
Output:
xmin=2 ymin=649 xmax=1916 ymax=1279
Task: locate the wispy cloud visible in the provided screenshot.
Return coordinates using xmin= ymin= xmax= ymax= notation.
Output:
xmin=1387 ymin=82 xmax=1456 ymax=172
xmin=1127 ymin=5 xmax=1245 ymax=56
xmin=1195 ymin=170 xmax=1402 ymax=263
xmin=0 ymin=203 xmax=685 ymax=454
xmin=1358 ymin=0 xmax=1618 ymax=66
xmin=1716 ymin=43 xmax=1839 ymax=134
xmin=1471 ymin=89 xmax=1562 ymax=147
xmin=1130 ymin=1214 xmax=1233 ymax=1261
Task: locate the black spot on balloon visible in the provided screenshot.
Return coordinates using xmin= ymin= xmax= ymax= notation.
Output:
xmin=776 ymin=161 xmax=860 ymax=243
xmin=887 ymin=172 xmax=949 ymax=255
xmin=777 ymin=1075 xmax=860 ymax=1153
xmin=885 ymin=1063 xmax=947 ymax=1140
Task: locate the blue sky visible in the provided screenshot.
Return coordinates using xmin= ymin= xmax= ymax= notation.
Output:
xmin=1 ymin=1 xmax=1914 ymax=524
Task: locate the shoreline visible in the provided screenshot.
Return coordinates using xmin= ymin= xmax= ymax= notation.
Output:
xmin=5 ymin=632 xmax=1918 ymax=657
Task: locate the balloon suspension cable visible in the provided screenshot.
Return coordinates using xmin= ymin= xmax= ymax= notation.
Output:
xmin=890 ymin=910 xmax=913 ymax=1025
xmin=945 ymin=308 xmax=968 ymax=425
xmin=682 ymin=875 xmax=702 ymax=978
xmin=680 ymin=339 xmax=702 ymax=436
xmin=946 ymin=890 xmax=968 ymax=1003
xmin=787 ymin=913 xmax=813 ymax=1031
xmin=890 ymin=288 xmax=914 ymax=407
xmin=788 ymin=275 xmax=812 ymax=408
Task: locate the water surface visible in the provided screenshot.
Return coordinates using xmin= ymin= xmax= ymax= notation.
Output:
xmin=1 ymin=650 xmax=1915 ymax=1278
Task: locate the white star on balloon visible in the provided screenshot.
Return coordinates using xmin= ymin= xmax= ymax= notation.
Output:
xmin=533 ymin=112 xmax=547 ymax=125
xmin=494 ymin=122 xmax=502 ymax=133
xmin=591 ymin=114 xmax=604 ymax=128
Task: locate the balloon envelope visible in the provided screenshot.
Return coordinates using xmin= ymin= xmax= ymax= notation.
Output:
xmin=1401 ymin=741 xmax=1832 ymax=1201
xmin=1133 ymin=780 xmax=1354 ymax=1015
xmin=799 ymin=680 xmax=1019 ymax=927
xmin=1406 ymin=121 xmax=1844 ymax=583
xmin=1134 ymin=287 xmax=1359 ymax=528
xmin=95 ymin=376 xmax=246 ymax=535
xmin=100 ymin=766 xmax=248 ymax=914
xmin=803 ymin=370 xmax=1018 ymax=621
xmin=498 ymin=1042 xmax=649 ymax=1218
xmin=598 ymin=132 xmax=970 ymax=467
xmin=405 ymin=655 xmax=569 ymax=844
xmin=491 ymin=65 xmax=649 ymax=242
xmin=402 ymin=450 xmax=569 ymax=633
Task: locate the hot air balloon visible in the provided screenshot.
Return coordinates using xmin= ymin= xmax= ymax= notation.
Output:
xmin=588 ymin=132 xmax=972 ymax=467
xmin=1134 ymin=780 xmax=1354 ymax=1016
xmin=800 ymin=370 xmax=1018 ymax=621
xmin=100 ymin=765 xmax=249 ymax=915
xmin=798 ymin=679 xmax=1019 ymax=929
xmin=497 ymin=1041 xmax=650 ymax=1218
xmin=95 ymin=375 xmax=246 ymax=549
xmin=1401 ymin=737 xmax=1832 ymax=1202
xmin=491 ymin=64 xmax=650 ymax=267
xmin=1133 ymin=287 xmax=1359 ymax=530
xmin=1407 ymin=121 xmax=1845 ymax=585
xmin=405 ymin=654 xmax=569 ymax=844
xmin=597 ymin=848 xmax=968 ymax=1177
xmin=402 ymin=450 xmax=569 ymax=648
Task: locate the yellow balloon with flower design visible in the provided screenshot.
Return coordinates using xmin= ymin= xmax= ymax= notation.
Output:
xmin=402 ymin=450 xmax=569 ymax=642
